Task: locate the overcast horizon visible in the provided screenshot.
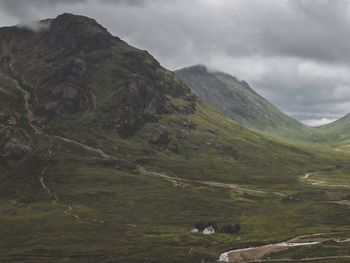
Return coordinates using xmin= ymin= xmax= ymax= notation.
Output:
xmin=0 ymin=0 xmax=349 ymax=126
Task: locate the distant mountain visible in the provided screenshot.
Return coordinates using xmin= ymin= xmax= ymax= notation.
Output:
xmin=176 ymin=65 xmax=316 ymax=140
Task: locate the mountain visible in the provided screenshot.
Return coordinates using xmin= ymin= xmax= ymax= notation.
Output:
xmin=175 ymin=65 xmax=317 ymax=141
xmin=0 ymin=14 xmax=196 ymax=140
xmin=0 ymin=14 xmax=349 ymax=263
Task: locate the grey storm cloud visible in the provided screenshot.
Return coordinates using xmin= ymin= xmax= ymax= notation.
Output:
xmin=0 ymin=0 xmax=350 ymax=125
xmin=0 ymin=0 xmax=86 ymax=20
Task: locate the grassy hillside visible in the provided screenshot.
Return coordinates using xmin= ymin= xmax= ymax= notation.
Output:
xmin=316 ymin=114 xmax=350 ymax=150
xmin=2 ymin=102 xmax=350 ymax=262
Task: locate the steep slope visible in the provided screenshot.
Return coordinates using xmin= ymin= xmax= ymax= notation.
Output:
xmin=0 ymin=14 xmax=349 ymax=263
xmin=176 ymin=65 xmax=318 ymax=141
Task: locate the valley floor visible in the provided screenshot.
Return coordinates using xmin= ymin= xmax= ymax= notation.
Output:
xmin=1 ymin=135 xmax=350 ymax=263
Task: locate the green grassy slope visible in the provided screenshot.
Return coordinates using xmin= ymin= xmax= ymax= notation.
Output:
xmin=316 ymin=114 xmax=350 ymax=149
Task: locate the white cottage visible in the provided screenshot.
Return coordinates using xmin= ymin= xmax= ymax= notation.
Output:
xmin=203 ymin=226 xmax=215 ymax=235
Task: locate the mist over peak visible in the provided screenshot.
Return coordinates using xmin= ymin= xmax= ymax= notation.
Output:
xmin=16 ymin=19 xmax=51 ymax=32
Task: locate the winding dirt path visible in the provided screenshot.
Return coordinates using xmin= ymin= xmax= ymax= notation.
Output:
xmin=242 ymin=255 xmax=350 ymax=262
xmin=137 ymin=166 xmax=285 ymax=196
xmin=52 ymin=135 xmax=112 ymax=159
xmin=334 ymin=200 xmax=350 ymax=209
xmin=301 ymin=172 xmax=349 ymax=188
xmin=39 ymin=145 xmax=82 ymax=220
xmin=219 ymin=232 xmax=350 ymax=262
xmin=39 ymin=165 xmax=51 ymax=196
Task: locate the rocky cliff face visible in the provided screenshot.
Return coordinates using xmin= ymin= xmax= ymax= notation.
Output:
xmin=0 ymin=13 xmax=196 ymax=150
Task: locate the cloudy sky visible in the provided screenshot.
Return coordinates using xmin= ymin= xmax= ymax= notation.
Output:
xmin=0 ymin=0 xmax=350 ymax=126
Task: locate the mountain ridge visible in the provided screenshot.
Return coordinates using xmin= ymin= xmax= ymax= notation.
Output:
xmin=176 ymin=64 xmax=350 ymax=128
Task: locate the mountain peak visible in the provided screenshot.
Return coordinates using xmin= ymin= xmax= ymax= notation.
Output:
xmin=179 ymin=64 xmax=210 ymax=74
xmin=53 ymin=13 xmax=108 ymax=31
xmin=1 ymin=13 xmax=114 ymax=49
xmin=32 ymin=13 xmax=115 ymax=53
xmin=9 ymin=13 xmax=109 ymax=35
xmin=48 ymin=13 xmax=111 ymax=38
xmin=56 ymin=12 xmax=92 ymax=20
xmin=178 ymin=64 xmax=242 ymax=81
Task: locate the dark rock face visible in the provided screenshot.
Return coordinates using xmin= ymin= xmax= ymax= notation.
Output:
xmin=0 ymin=127 xmax=32 ymax=160
xmin=110 ymin=49 xmax=196 ymax=137
xmin=44 ymin=85 xmax=90 ymax=116
xmin=0 ymin=13 xmax=196 ymax=138
xmin=150 ymin=130 xmax=171 ymax=146
xmin=47 ymin=13 xmax=114 ymax=52
xmin=0 ymin=109 xmax=19 ymax=126
xmin=113 ymin=76 xmax=166 ymax=137
xmin=0 ymin=72 xmax=33 ymax=161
